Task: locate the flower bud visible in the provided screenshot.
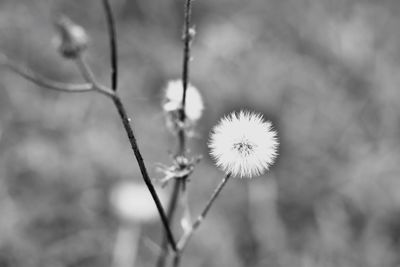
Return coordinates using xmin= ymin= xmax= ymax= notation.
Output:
xmin=55 ymin=16 xmax=88 ymax=59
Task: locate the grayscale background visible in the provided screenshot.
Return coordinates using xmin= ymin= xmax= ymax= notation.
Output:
xmin=0 ymin=0 xmax=399 ymax=266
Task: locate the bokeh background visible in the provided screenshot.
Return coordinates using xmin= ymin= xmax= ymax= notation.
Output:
xmin=1 ymin=0 xmax=400 ymax=266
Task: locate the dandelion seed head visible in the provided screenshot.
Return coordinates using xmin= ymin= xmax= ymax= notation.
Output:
xmin=209 ymin=110 xmax=278 ymax=178
xmin=162 ymin=79 xmax=204 ymax=122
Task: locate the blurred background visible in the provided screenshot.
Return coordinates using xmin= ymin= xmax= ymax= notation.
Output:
xmin=1 ymin=0 xmax=400 ymax=266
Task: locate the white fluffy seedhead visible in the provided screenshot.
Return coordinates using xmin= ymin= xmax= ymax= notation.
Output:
xmin=209 ymin=110 xmax=278 ymax=178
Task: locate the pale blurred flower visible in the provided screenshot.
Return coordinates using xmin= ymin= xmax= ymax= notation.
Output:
xmin=209 ymin=111 xmax=278 ymax=178
xmin=162 ymin=79 xmax=204 ymax=122
xmin=110 ymin=181 xmax=166 ymax=224
xmin=54 ymin=16 xmax=88 ymax=59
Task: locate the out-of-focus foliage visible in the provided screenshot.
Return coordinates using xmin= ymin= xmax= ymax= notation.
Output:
xmin=1 ymin=0 xmax=400 ymax=266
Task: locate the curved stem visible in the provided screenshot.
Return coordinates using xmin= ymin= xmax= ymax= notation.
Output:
xmin=102 ymin=0 xmax=118 ymax=91
xmin=1 ymin=56 xmax=93 ymax=93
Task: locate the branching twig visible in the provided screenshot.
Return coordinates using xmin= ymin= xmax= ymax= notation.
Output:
xmin=74 ymin=55 xmax=114 ymax=96
xmin=102 ymin=0 xmax=118 ymax=91
xmin=73 ymin=56 xmax=114 ymax=97
xmin=2 ymin=51 xmax=177 ymax=254
xmin=74 ymin=54 xmax=177 ymax=252
xmin=100 ymin=0 xmax=177 ymax=250
xmin=101 ymin=0 xmax=181 ymax=253
xmin=3 ymin=0 xmax=204 ymax=262
xmin=0 ymin=55 xmax=93 ymax=93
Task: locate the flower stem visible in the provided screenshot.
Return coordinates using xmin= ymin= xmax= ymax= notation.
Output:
xmin=195 ymin=173 xmax=231 ymax=227
xmin=173 ymin=173 xmax=232 ymax=267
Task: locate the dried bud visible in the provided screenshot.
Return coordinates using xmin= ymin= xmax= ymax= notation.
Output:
xmin=55 ymin=16 xmax=88 ymax=59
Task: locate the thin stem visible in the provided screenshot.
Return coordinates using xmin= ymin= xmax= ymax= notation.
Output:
xmin=1 ymin=56 xmax=93 ymax=93
xmin=156 ymin=181 xmax=181 ymax=267
xmin=3 ymin=52 xmax=177 ymax=250
xmin=76 ymin=55 xmax=97 ymax=84
xmin=73 ymin=55 xmax=177 ymax=252
xmin=98 ymin=5 xmax=177 ymax=250
xmin=172 ymin=173 xmax=231 ymax=267
xmin=75 ymin=56 xmax=115 ymax=97
xmin=177 ymin=129 xmax=186 ymax=156
xmin=177 ymin=173 xmax=232 ymax=251
xmin=102 ymin=0 xmax=118 ymax=91
xmin=168 ymin=2 xmax=195 ymax=266
xmin=176 ymin=0 xmax=195 ymax=239
xmin=180 ymin=0 xmax=193 ymax=121
xmin=172 ymin=252 xmax=182 ymax=267
xmin=157 ymin=1 xmax=194 ymax=265
xmin=179 ymin=179 xmax=192 ymax=232
xmin=111 ymin=93 xmax=177 ymax=252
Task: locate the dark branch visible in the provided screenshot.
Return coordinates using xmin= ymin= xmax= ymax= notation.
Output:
xmin=158 ymin=0 xmax=195 ymax=263
xmin=180 ymin=0 xmax=193 ymax=122
xmin=102 ymin=0 xmax=118 ymax=91
xmin=73 ymin=55 xmax=177 ymax=251
xmin=156 ymin=181 xmax=181 ymax=267
xmin=169 ymin=1 xmax=194 ymax=266
xmin=111 ymin=94 xmax=177 ymax=252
